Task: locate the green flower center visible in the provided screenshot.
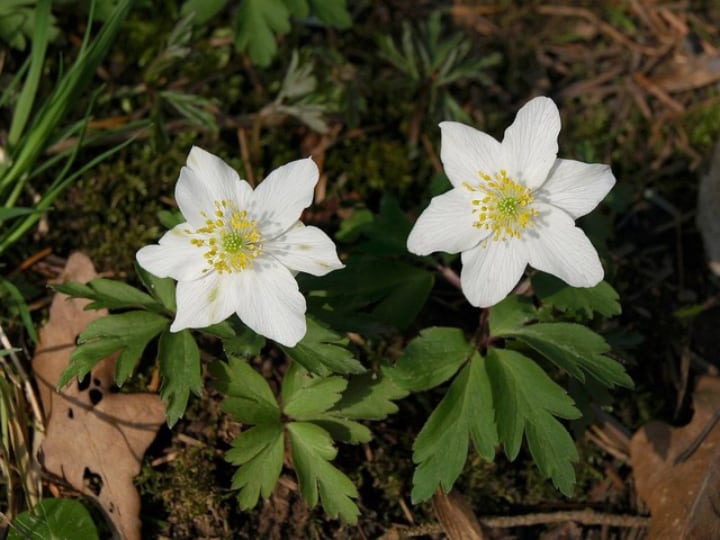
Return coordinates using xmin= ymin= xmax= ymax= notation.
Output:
xmin=463 ymin=169 xmax=539 ymax=242
xmin=187 ymin=200 xmax=263 ymax=274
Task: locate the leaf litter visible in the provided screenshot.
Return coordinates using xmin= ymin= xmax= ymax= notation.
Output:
xmin=31 ymin=252 xmax=166 ymax=540
xmin=631 ymin=375 xmax=720 ymax=539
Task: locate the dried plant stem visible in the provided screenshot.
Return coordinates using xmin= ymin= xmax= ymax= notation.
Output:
xmin=381 ymin=510 xmax=649 ymax=539
xmin=0 ymin=325 xmax=44 ymax=432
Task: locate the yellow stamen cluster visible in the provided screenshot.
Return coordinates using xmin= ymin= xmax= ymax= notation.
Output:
xmin=463 ymin=169 xmax=538 ymax=242
xmin=186 ymin=200 xmax=262 ymax=273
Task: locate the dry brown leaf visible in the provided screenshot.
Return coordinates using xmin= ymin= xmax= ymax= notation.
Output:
xmin=432 ymin=488 xmax=485 ymax=540
xmin=630 ymin=376 xmax=720 ymax=539
xmin=31 ymin=252 xmax=166 ymax=540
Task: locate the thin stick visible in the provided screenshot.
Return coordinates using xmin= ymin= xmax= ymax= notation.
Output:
xmin=381 ymin=510 xmax=649 ymax=539
xmin=0 ymin=325 xmax=44 ymax=432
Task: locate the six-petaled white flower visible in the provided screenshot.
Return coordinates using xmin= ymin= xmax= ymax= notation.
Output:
xmin=407 ymin=96 xmax=615 ymax=307
xmin=136 ymin=146 xmax=344 ymax=347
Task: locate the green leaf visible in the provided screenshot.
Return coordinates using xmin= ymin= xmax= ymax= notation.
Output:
xmin=226 ymin=423 xmax=284 ymax=509
xmin=307 ymin=0 xmax=351 ymax=28
xmin=234 ymin=0 xmax=291 ymax=66
xmin=53 ymin=278 xmax=162 ymax=312
xmin=335 ymin=208 xmax=373 ymax=243
xmin=136 ymin=264 xmax=176 ymax=311
xmin=532 ymin=273 xmax=621 ymax=317
xmin=504 ymin=323 xmax=633 ymax=389
xmin=384 ymin=327 xmax=473 ymax=392
xmin=302 ymin=258 xmax=434 ymax=332
xmin=7 ymin=498 xmax=99 ymax=540
xmin=485 ymin=348 xmax=579 ymax=495
xmin=488 ymin=294 xmax=537 ymax=336
xmin=158 ymin=330 xmax=202 ymax=427
xmin=306 ymin=416 xmax=372 ymax=444
xmin=282 ymin=0 xmax=309 ymax=18
xmin=0 ymin=277 xmax=38 ymax=342
xmin=209 ymin=357 xmax=279 ymax=424
xmin=58 ymin=311 xmax=169 ymax=388
xmin=411 ymin=354 xmax=498 ymax=503
xmin=287 ymin=422 xmax=359 ymax=524
xmin=181 ymin=0 xmax=229 ymax=25
xmin=222 ymin=325 xmax=266 ymax=359
xmin=0 ymin=207 xmax=35 ymax=223
xmin=280 ymin=317 xmax=365 ymax=376
xmin=281 ymin=363 xmax=347 ymax=420
xmin=331 ymin=372 xmax=407 ymax=420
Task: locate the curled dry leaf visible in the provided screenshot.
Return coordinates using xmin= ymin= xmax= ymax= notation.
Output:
xmin=31 ymin=252 xmax=166 ymax=540
xmin=698 ymin=141 xmax=720 ymax=276
xmin=630 ymin=376 xmax=720 ymax=539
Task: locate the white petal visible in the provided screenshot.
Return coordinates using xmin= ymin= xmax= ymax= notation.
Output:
xmin=136 ymin=223 xmax=207 ymax=281
xmin=407 ymin=188 xmax=490 ymax=255
xmin=524 ymin=203 xmax=604 ymax=287
xmin=252 ymin=158 xmax=318 ymax=239
xmin=439 ymin=121 xmax=502 ymax=190
xmin=170 ymin=272 xmax=237 ymax=331
xmin=460 ymin=240 xmax=528 ymax=307
xmin=535 ymin=159 xmax=616 ymax=219
xmin=265 ymin=223 xmax=344 ymax=277
xmin=175 ymin=146 xmax=253 ymax=228
xmin=501 ymin=97 xmax=560 ymax=190
xmin=235 ymin=258 xmax=307 ymax=347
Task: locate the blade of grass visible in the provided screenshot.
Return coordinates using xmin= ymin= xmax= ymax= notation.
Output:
xmin=6 ymin=0 xmax=51 ymax=148
xmin=0 ymin=278 xmax=38 ymax=343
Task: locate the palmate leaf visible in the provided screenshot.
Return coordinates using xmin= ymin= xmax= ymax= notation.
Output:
xmin=57 ymin=311 xmax=169 ymax=388
xmin=331 ymin=372 xmax=407 ymax=420
xmin=7 ymin=498 xmax=98 ymax=540
xmin=488 ymin=294 xmax=537 ymax=336
xmin=383 ymin=327 xmax=473 ymax=392
xmin=280 ymin=317 xmax=365 ymax=376
xmin=233 ymin=0 xmax=291 ymax=66
xmin=486 ymin=347 xmax=581 ymax=496
xmin=287 ymin=422 xmax=359 ymax=524
xmin=411 ymin=354 xmax=498 ymax=503
xmin=281 ymin=363 xmax=374 ymax=444
xmin=157 ymin=330 xmax=202 ymax=427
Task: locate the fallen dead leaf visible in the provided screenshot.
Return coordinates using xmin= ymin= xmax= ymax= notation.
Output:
xmin=31 ymin=252 xmax=166 ymax=540
xmin=630 ymin=375 xmax=720 ymax=539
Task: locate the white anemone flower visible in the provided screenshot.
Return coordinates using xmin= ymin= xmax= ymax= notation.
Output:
xmin=407 ymin=96 xmax=615 ymax=307
xmin=137 ymin=146 xmax=344 ymax=347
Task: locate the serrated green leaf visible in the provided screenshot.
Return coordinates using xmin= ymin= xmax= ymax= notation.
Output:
xmin=209 ymin=357 xmax=279 ymax=424
xmin=488 ymin=294 xmax=537 ymax=336
xmin=307 ymin=416 xmax=372 ymax=444
xmin=411 ymin=354 xmax=498 ymax=503
xmin=281 ymin=363 xmax=347 ymax=419
xmin=7 ymin=498 xmax=99 ymax=540
xmin=227 ymin=423 xmax=284 ymax=509
xmin=58 ymin=311 xmax=169 ymax=388
xmin=384 ymin=327 xmax=473 ymax=392
xmin=281 ymin=317 xmax=365 ymax=376
xmin=506 ymin=323 xmax=633 ymax=389
xmin=135 ymin=264 xmax=176 ymax=311
xmin=158 ymin=330 xmax=202 ymax=427
xmin=532 ymin=273 xmax=621 ymax=317
xmin=287 ymin=422 xmax=359 ymax=524
xmin=53 ymin=278 xmax=162 ymax=312
xmin=331 ymin=373 xmax=407 ymax=420
xmin=234 ymin=0 xmax=291 ymax=66
xmin=526 ymin=411 xmax=578 ymax=496
xmin=486 ymin=347 xmax=580 ymax=460
xmin=282 ymin=0 xmax=309 ymax=17
xmin=307 ymin=0 xmax=351 ymax=28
